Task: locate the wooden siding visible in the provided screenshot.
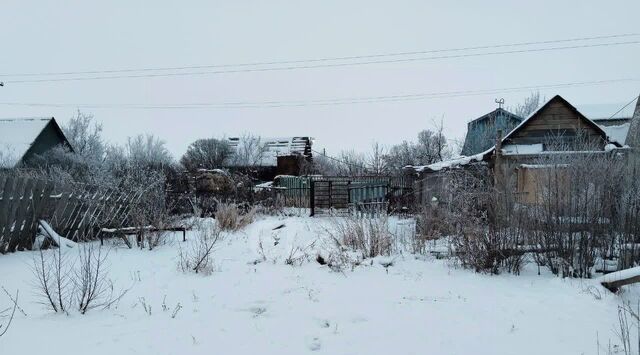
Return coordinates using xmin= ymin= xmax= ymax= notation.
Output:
xmin=506 ymin=100 xmax=606 ymax=149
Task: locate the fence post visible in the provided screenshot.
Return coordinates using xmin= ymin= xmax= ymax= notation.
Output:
xmin=310 ymin=180 xmax=315 ymax=217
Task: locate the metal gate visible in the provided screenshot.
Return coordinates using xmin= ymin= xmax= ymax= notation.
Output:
xmin=310 ymin=180 xmax=349 ymax=215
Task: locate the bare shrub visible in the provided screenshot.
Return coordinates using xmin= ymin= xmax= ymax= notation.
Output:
xmin=74 ymin=244 xmax=125 ymax=314
xmin=325 ymin=215 xmax=393 ymax=260
xmin=32 ymin=247 xmax=72 ymax=313
xmin=0 ymin=289 xmax=18 ymax=337
xmin=31 ymin=243 xmax=125 ymax=314
xmin=215 ymin=203 xmax=256 ymax=231
xmin=427 ymin=164 xmax=528 ymax=274
xmin=178 ymin=224 xmax=222 ymax=274
xmin=414 ymin=203 xmax=451 ymax=254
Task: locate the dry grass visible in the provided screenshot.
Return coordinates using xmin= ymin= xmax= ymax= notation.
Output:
xmin=215 ymin=203 xmax=256 ymax=231
xmin=325 ymin=214 xmax=392 ymax=259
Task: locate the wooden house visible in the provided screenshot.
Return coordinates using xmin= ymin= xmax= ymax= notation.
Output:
xmin=0 ymin=117 xmax=72 ymax=168
xmin=409 ymin=95 xmax=630 ymax=205
xmin=461 ymin=108 xmax=523 ymax=156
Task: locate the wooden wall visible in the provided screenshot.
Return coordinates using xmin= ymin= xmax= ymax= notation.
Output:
xmin=507 ymin=100 xmax=606 ymax=149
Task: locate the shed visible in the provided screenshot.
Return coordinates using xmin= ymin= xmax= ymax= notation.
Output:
xmin=0 ymin=117 xmax=72 ymax=168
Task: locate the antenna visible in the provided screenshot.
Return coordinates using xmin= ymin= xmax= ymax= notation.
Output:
xmin=495 ymin=98 xmax=505 ymax=109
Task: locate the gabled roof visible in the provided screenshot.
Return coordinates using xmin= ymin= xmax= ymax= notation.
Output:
xmin=467 ymin=107 xmax=523 ymax=126
xmin=502 ymin=95 xmax=617 ymax=146
xmin=0 ymin=117 xmax=69 ymax=168
xmin=408 ymin=95 xmax=626 ymax=174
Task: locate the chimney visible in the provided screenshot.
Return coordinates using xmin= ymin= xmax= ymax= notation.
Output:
xmin=625 ymin=94 xmax=640 ymax=147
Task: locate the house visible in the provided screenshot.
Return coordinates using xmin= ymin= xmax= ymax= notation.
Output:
xmin=0 ymin=117 xmax=72 ymax=168
xmin=224 ymin=136 xmax=313 ymax=180
xmin=409 ymin=95 xmax=631 ymax=205
xmin=461 ymin=108 xmax=523 ymax=156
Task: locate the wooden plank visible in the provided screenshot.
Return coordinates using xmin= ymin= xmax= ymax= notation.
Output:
xmin=0 ymin=176 xmax=14 ymax=252
xmin=7 ymin=178 xmax=34 ymax=252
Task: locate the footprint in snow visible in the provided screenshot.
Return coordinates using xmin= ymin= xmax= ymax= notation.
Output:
xmin=248 ymin=306 xmax=267 ymax=317
xmin=306 ymin=337 xmax=322 ymax=351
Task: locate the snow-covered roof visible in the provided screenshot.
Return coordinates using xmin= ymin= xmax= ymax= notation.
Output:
xmin=576 ymin=97 xmax=638 ymax=121
xmin=0 ymin=117 xmax=53 ymax=168
xmin=226 ymin=136 xmax=313 ymax=167
xmin=599 ymin=123 xmax=630 ymax=145
xmin=502 ymin=143 xmax=544 ymax=155
xmin=408 ymin=147 xmax=492 ymax=173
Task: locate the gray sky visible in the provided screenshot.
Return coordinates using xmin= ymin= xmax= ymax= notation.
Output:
xmin=1 ymin=0 xmax=639 ymax=158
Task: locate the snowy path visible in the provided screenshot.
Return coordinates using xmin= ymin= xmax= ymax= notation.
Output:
xmin=0 ymin=216 xmax=633 ymax=355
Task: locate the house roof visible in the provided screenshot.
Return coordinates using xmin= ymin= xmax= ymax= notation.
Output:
xmin=408 ymin=95 xmax=626 ymax=174
xmin=501 ymin=95 xmax=615 ymax=145
xmin=226 ymin=136 xmax=313 ymax=167
xmin=0 ymin=117 xmax=65 ymax=168
xmin=576 ymin=97 xmax=638 ymax=121
xmin=467 ymin=107 xmax=523 ymax=126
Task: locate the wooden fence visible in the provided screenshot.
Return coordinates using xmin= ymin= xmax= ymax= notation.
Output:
xmin=0 ymin=175 xmax=138 ymax=254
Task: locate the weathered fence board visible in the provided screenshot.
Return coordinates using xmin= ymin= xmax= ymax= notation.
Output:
xmin=0 ymin=175 xmax=137 ymax=254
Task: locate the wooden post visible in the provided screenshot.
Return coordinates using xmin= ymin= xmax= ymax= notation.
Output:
xmin=494 ymin=129 xmax=504 ymax=189
xmin=310 ymin=180 xmax=315 ymax=217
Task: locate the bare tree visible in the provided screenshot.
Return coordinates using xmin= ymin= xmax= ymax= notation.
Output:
xmin=510 ymin=91 xmax=542 ymax=118
xmin=126 ymin=134 xmax=174 ymax=169
xmin=384 ymin=125 xmax=451 ymax=171
xmin=368 ymin=142 xmax=388 ymax=175
xmin=181 ymin=138 xmax=232 ymax=171
xmin=231 ymin=134 xmax=267 ymax=166
xmin=336 ymin=150 xmax=368 ymax=176
xmin=62 ymin=110 xmax=106 ymax=163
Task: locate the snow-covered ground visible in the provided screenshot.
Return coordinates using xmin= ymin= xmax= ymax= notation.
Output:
xmin=0 ymin=215 xmax=637 ymax=355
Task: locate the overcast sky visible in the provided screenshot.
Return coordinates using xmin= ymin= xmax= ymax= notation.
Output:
xmin=0 ymin=1 xmax=638 ymax=158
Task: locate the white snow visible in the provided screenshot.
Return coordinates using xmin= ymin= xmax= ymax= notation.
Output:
xmin=577 ymin=99 xmax=638 ymax=120
xmin=0 ymin=215 xmax=636 ymax=355
xmin=39 ymin=220 xmax=78 ymax=248
xmin=519 ymin=163 xmax=569 ymax=169
xmin=410 ymin=147 xmax=492 ymax=172
xmin=600 ymin=123 xmax=631 ymax=145
xmin=0 ymin=118 xmax=51 ymax=168
xmin=599 ymin=266 xmax=640 ymax=284
xmin=502 ymin=143 xmax=544 ymax=155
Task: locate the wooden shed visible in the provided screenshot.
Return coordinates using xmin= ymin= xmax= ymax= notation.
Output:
xmin=0 ymin=117 xmax=72 ymax=168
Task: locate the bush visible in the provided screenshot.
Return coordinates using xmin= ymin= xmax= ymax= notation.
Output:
xmin=32 ymin=243 xmax=125 ymax=314
xmin=325 ymin=215 xmax=393 ymax=259
xmin=178 ymin=223 xmax=221 ymax=274
xmin=215 ymin=203 xmax=256 ymax=231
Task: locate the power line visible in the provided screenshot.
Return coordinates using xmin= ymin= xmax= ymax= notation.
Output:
xmin=311 ymin=149 xmax=371 ymax=171
xmin=3 ymin=40 xmax=639 ymax=84
xmin=0 ymin=78 xmax=636 ymax=109
xmin=605 ymin=95 xmax=639 ymax=120
xmin=1 ymin=33 xmax=637 ymax=79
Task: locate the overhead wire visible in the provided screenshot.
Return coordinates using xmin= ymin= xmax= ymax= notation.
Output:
xmin=1 ymin=33 xmax=637 ymax=79
xmin=0 ymin=78 xmax=636 ymax=109
xmin=2 ymin=40 xmax=639 ymax=84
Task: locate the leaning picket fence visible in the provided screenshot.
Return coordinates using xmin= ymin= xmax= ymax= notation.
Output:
xmin=0 ymin=175 xmax=138 ymax=254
